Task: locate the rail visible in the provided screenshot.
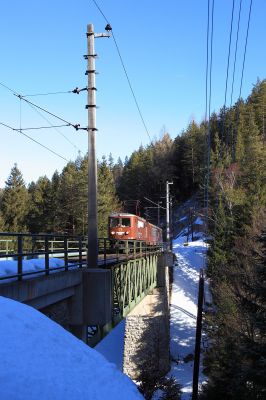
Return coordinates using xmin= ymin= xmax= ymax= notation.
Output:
xmin=0 ymin=232 xmax=165 ymax=282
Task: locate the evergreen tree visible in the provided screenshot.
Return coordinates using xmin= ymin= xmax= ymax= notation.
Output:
xmin=27 ymin=176 xmax=52 ymax=233
xmin=0 ymin=211 xmax=5 ymax=231
xmin=49 ymin=170 xmax=61 ymax=232
xmin=247 ymin=79 xmax=266 ymax=139
xmin=98 ymin=156 xmax=121 ymax=237
xmin=112 ymin=157 xmax=124 ymax=189
xmin=203 ymin=78 xmax=266 ymax=399
xmin=1 ymin=164 xmax=29 ymax=232
xmin=56 ymin=161 xmax=81 ymax=234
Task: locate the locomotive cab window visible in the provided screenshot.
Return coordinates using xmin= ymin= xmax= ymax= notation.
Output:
xmin=121 ymin=218 xmax=131 ymax=227
xmin=110 ymin=218 xmax=119 ymax=227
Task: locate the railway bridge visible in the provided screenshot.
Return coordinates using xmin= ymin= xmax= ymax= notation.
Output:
xmin=0 ymin=232 xmax=173 ymax=375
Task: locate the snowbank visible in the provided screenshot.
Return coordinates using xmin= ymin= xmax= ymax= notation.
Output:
xmin=0 ymin=296 xmax=143 ymax=400
xmin=169 ymin=230 xmax=207 ymax=399
xmin=0 ymin=258 xmax=73 ymax=282
xmin=95 ymin=320 xmax=126 ymax=370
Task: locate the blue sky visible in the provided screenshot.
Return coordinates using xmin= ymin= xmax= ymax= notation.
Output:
xmin=0 ymin=0 xmax=265 ymax=187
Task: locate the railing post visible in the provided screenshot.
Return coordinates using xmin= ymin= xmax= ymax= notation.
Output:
xmin=17 ymin=235 xmax=23 ymax=281
xmin=64 ymin=237 xmax=68 ymax=271
xmin=126 ymin=240 xmax=129 ymax=260
xmin=133 ymin=241 xmax=136 ymax=259
xmin=79 ymin=237 xmax=83 ymax=268
xmin=116 ymin=242 xmax=119 ymax=262
xmin=104 ymin=238 xmax=107 ymax=266
xmin=45 ymin=236 xmax=49 ymax=275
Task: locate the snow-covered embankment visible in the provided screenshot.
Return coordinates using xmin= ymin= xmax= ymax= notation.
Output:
xmin=169 ymin=230 xmax=207 ymax=399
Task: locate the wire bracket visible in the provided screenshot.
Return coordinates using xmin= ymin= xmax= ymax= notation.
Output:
xmin=83 ymin=54 xmax=98 ymax=59
xmin=85 ymin=70 xmax=99 ymax=75
xmin=72 ymin=87 xmax=88 ymax=94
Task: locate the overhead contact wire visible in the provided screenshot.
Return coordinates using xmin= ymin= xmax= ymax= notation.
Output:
xmin=0 ymin=121 xmax=69 ymax=162
xmin=21 ymin=91 xmax=72 ymax=97
xmin=239 ymin=0 xmax=253 ymax=99
xmin=0 ymin=81 xmax=81 ymax=131
xmin=24 ymin=100 xmax=84 ymax=154
xmin=206 ymin=0 xmax=215 ymax=215
xmin=91 ymin=0 xmax=152 ymax=143
xmin=221 ymin=0 xmax=235 ymax=146
xmin=230 ymin=0 xmax=243 ymax=107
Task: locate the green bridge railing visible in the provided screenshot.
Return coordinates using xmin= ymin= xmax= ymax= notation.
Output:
xmin=110 ymin=254 xmax=158 ymax=319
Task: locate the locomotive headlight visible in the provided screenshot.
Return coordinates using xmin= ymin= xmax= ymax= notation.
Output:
xmin=125 ymin=231 xmax=129 ymax=235
xmin=111 ymin=231 xmax=115 ymax=235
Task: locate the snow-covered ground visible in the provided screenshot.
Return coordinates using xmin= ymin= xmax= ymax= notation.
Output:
xmin=95 ymin=320 xmax=126 ymax=370
xmin=0 ymin=296 xmax=143 ymax=400
xmin=0 ymin=219 xmax=207 ymax=399
xmin=95 ymin=223 xmax=208 ymax=400
xmin=169 ymin=229 xmax=207 ymax=399
xmin=0 ymin=258 xmax=74 ymax=283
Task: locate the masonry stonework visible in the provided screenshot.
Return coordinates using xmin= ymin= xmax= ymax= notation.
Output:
xmin=123 ymin=262 xmax=171 ymax=380
xmin=41 ymin=299 xmax=70 ymax=329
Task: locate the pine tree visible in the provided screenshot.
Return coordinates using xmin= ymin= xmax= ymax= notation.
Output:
xmin=112 ymin=157 xmax=124 ymax=189
xmin=1 ymin=164 xmax=29 ymax=232
xmin=49 ymin=170 xmax=61 ymax=232
xmin=27 ymin=176 xmax=52 ymax=233
xmin=203 ymin=79 xmax=266 ymax=399
xmin=57 ymin=161 xmax=80 ymax=234
xmin=0 ymin=211 xmax=5 ymax=231
xmin=98 ymin=156 xmax=121 ymax=237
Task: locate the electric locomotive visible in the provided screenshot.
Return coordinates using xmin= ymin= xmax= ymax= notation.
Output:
xmin=108 ymin=213 xmax=162 ymax=244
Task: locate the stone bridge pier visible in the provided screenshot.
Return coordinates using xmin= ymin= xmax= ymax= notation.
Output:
xmin=123 ymin=252 xmax=173 ymax=379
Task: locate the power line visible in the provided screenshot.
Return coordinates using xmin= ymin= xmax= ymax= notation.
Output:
xmin=21 ymin=90 xmax=72 ymax=97
xmin=19 ymin=124 xmax=70 ymax=130
xmin=224 ymin=0 xmax=235 ymax=109
xmin=204 ymin=0 xmax=211 ymax=215
xmin=206 ymin=0 xmax=215 ymax=216
xmin=15 ymin=95 xmax=81 ymax=131
xmin=91 ymin=0 xmax=109 ymax=21
xmin=0 ymin=121 xmax=69 ymax=162
xmin=221 ymin=0 xmax=235 ymax=145
xmin=24 ymin=100 xmax=84 ymax=154
xmin=231 ymin=0 xmax=253 ymax=161
xmin=0 ymin=81 xmax=19 ymax=95
xmin=204 ymin=0 xmax=210 ymax=122
xmin=230 ymin=0 xmax=243 ymax=160
xmin=230 ymin=0 xmax=243 ymax=107
xmin=0 ymin=80 xmax=85 ymax=154
xmin=21 ymin=86 xmax=88 ymax=97
xmin=0 ymin=81 xmax=82 ymax=131
xmin=239 ymin=0 xmax=253 ymax=99
xmin=91 ymin=0 xmax=152 ymax=143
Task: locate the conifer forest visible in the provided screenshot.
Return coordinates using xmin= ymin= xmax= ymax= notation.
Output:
xmin=0 ymin=79 xmax=265 ymax=399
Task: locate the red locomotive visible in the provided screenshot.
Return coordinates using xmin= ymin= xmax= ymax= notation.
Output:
xmin=108 ymin=213 xmax=162 ymax=244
